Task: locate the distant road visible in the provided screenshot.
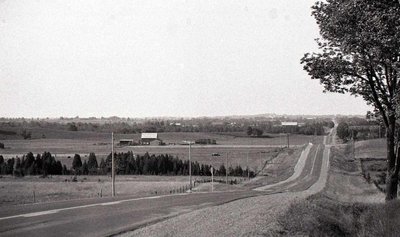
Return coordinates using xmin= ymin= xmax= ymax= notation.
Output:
xmin=0 ymin=128 xmax=335 ymax=237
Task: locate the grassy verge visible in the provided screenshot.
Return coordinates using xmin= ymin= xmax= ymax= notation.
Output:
xmin=279 ymin=193 xmax=400 ymax=236
xmin=278 ymin=140 xmax=391 ymax=236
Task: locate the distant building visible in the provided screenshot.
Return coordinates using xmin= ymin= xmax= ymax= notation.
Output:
xmin=281 ymin=122 xmax=298 ymax=126
xmin=281 ymin=122 xmax=298 ymax=133
xmin=119 ymin=139 xmax=134 ymax=146
xmin=140 ymin=133 xmax=161 ymax=145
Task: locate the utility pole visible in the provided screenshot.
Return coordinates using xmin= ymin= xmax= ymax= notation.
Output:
xmin=287 ymin=133 xmax=290 ymax=148
xmin=111 ymin=132 xmax=115 ymax=197
xmin=225 ymin=152 xmax=228 ymax=184
xmin=247 ymin=151 xmax=249 ymax=180
xmin=183 ymin=140 xmax=194 ymax=192
xmin=189 ymin=142 xmax=192 ymax=192
xmin=211 ymin=166 xmax=214 ymax=192
xmin=352 ymin=130 xmax=355 ymax=159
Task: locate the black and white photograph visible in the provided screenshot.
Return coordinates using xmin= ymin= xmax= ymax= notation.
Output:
xmin=0 ymin=0 xmax=399 ymax=236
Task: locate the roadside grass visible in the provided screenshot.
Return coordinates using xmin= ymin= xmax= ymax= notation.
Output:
xmin=0 ymin=175 xmax=201 ymax=206
xmin=0 ymin=175 xmax=247 ymax=206
xmin=279 ymin=194 xmax=400 ymax=237
xmin=278 ymin=139 xmax=389 ymax=236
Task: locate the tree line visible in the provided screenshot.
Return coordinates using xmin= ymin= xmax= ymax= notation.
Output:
xmin=0 ymin=117 xmax=334 ymax=139
xmin=0 ymin=152 xmax=65 ymax=176
xmin=0 ymin=151 xmax=255 ymax=178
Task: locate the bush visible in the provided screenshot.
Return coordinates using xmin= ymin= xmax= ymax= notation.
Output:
xmin=0 ymin=142 xmax=4 ymax=149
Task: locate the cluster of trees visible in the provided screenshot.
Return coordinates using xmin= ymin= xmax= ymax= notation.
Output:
xmin=336 ymin=122 xmax=353 ymax=142
xmin=246 ymin=127 xmax=264 ymax=137
xmin=71 ymin=153 xmax=98 ymax=175
xmin=99 ymin=152 xmax=254 ymax=177
xmin=0 ymin=151 xmax=254 ymax=178
xmin=0 ymin=152 xmax=66 ymax=176
xmin=336 ymin=118 xmax=382 ymax=142
xmin=260 ymin=121 xmax=333 ymax=135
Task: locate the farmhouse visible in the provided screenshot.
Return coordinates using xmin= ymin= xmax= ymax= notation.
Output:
xmin=140 ymin=133 xmax=162 ymax=145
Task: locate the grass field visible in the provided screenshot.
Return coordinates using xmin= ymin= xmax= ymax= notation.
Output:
xmin=0 ymin=175 xmax=235 ymax=206
xmin=0 ymin=145 xmax=301 ymax=206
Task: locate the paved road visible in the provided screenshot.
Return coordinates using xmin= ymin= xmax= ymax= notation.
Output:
xmin=0 ymin=129 xmax=334 ymax=237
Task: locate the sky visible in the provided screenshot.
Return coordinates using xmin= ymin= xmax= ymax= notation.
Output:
xmin=0 ymin=0 xmax=372 ymax=118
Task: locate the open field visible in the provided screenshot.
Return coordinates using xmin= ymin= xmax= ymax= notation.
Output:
xmin=0 ymin=131 xmax=321 ymax=170
xmin=0 ymin=175 xmax=244 ymax=206
xmin=0 ymin=144 xmax=304 ymax=206
xmin=0 ymin=132 xmax=321 ymax=154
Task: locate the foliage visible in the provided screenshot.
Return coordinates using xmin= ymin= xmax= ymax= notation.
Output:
xmin=102 ymin=151 xmax=254 ymax=177
xmin=0 ymin=151 xmax=254 ymax=178
xmin=72 ymin=154 xmax=82 ymax=174
xmin=20 ymin=129 xmax=31 ymax=139
xmin=0 ymin=152 xmax=63 ymax=176
xmin=337 ymin=122 xmax=351 ymax=142
xmin=68 ymin=123 xmax=78 ymax=131
xmin=246 ymin=126 xmax=253 ymax=136
xmin=87 ymin=152 xmax=98 ymax=175
xmin=0 ymin=142 xmax=4 ymax=149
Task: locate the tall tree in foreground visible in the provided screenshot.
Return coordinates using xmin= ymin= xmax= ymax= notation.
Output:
xmin=301 ymin=0 xmax=400 ymax=200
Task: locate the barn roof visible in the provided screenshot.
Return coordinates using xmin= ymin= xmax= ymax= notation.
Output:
xmin=141 ymin=133 xmax=158 ymax=139
xmin=281 ymin=122 xmax=298 ymax=126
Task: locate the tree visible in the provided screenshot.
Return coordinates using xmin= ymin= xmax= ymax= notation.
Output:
xmin=68 ymin=123 xmax=78 ymax=131
xmin=13 ymin=157 xmax=23 ymax=177
xmin=301 ymin=0 xmax=400 ymax=200
xmin=336 ymin=122 xmax=351 ymax=142
xmin=72 ymin=154 xmax=83 ymax=175
xmin=21 ymin=129 xmax=31 ymax=139
xmin=99 ymin=158 xmax=107 ymax=175
xmin=0 ymin=142 xmax=4 ymax=149
xmin=82 ymin=160 xmax=89 ymax=175
xmin=87 ymin=153 xmax=98 ymax=175
xmin=246 ymin=126 xmax=253 ymax=136
xmin=253 ymin=128 xmax=264 ymax=137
